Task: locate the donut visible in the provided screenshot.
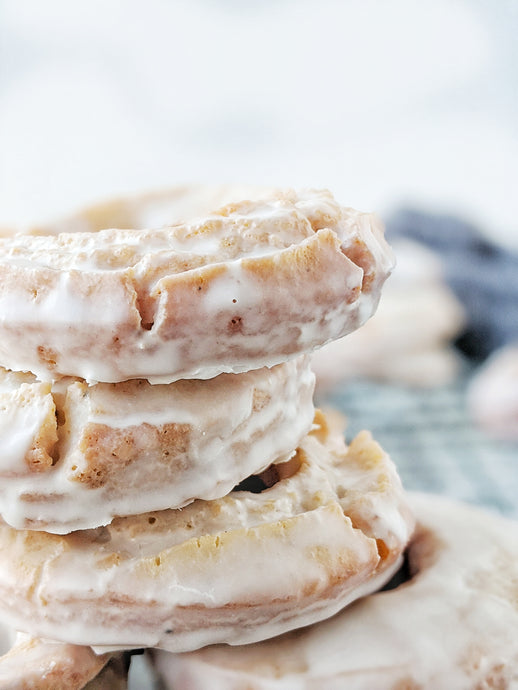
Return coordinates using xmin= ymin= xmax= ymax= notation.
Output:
xmin=0 ymin=189 xmax=394 ymax=382
xmin=33 ymin=184 xmax=273 ymax=236
xmin=0 ymin=627 xmax=125 ymax=690
xmin=468 ymin=344 xmax=518 ymax=439
xmin=154 ymin=492 xmax=518 ymax=689
xmin=0 ymin=356 xmax=314 ymax=533
xmin=0 ymin=410 xmax=413 ymax=653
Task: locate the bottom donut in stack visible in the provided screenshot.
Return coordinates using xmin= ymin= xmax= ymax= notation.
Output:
xmin=154 ymin=493 xmax=518 ymax=690
xmin=0 ymin=411 xmax=414 ymax=654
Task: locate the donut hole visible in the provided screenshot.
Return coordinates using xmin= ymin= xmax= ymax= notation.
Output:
xmin=232 ymin=453 xmax=301 ymax=494
xmin=380 ymin=523 xmax=443 ymax=592
xmin=380 ymin=551 xmax=412 ymax=591
xmin=407 ymin=524 xmax=443 ymax=574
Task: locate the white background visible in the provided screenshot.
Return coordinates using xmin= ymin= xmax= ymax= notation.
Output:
xmin=1 ymin=0 xmax=517 ymax=247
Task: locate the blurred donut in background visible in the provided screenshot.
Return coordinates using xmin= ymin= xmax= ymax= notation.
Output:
xmin=386 ymin=208 xmax=518 ymax=439
xmin=468 ymin=345 xmax=518 ymax=440
xmin=311 ymin=239 xmax=466 ymax=393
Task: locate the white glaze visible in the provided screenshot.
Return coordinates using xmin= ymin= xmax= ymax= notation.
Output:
xmin=0 ymin=381 xmax=54 ymax=473
xmin=0 ymin=189 xmax=394 ymax=382
xmin=0 ymin=357 xmax=315 ymax=533
xmin=0 ymin=412 xmax=413 ymax=652
xmin=155 ymin=493 xmax=518 ymax=690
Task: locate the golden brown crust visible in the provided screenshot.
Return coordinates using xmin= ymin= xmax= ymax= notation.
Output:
xmin=73 ymin=421 xmax=192 ymax=489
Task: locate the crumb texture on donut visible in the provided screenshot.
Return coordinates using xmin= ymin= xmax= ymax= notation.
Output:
xmin=153 ymin=493 xmax=518 ymax=690
xmin=0 ymin=410 xmax=413 ymax=653
xmin=0 ymin=357 xmax=314 ymax=533
xmin=0 ymin=189 xmax=394 ymax=382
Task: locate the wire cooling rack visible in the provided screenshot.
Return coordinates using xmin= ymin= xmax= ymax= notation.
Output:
xmin=319 ymin=366 xmax=518 ymax=520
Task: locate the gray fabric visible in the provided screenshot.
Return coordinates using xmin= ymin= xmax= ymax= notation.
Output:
xmin=386 ymin=208 xmax=518 ymax=359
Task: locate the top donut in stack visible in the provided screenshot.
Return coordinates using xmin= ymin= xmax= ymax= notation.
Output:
xmin=0 ymin=189 xmax=393 ymax=383
xmin=0 ymin=188 xmax=414 ymax=654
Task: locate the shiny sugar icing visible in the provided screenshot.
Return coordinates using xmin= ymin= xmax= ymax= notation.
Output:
xmin=0 ymin=189 xmax=394 ymax=382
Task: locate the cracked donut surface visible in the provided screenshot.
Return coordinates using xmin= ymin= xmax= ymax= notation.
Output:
xmin=155 ymin=492 xmax=518 ymax=689
xmin=0 ymin=356 xmax=314 ymax=533
xmin=0 ymin=410 xmax=414 ymax=653
xmin=0 ymin=189 xmax=394 ymax=382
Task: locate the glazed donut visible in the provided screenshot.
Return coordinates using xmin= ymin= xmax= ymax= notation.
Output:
xmin=154 ymin=492 xmax=518 ymax=690
xmin=32 ymin=184 xmax=273 ymax=236
xmin=468 ymin=344 xmax=518 ymax=439
xmin=0 ymin=410 xmax=413 ymax=653
xmin=0 ymin=356 xmax=314 ymax=533
xmin=0 ymin=188 xmax=394 ymax=382
xmin=0 ymin=626 xmax=125 ymax=690
xmin=42 ymin=191 xmax=458 ymax=390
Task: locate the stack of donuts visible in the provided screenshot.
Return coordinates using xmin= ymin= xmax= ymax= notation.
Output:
xmin=0 ymin=188 xmax=417 ymax=687
xmin=2 ymin=187 xmax=515 ymax=689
